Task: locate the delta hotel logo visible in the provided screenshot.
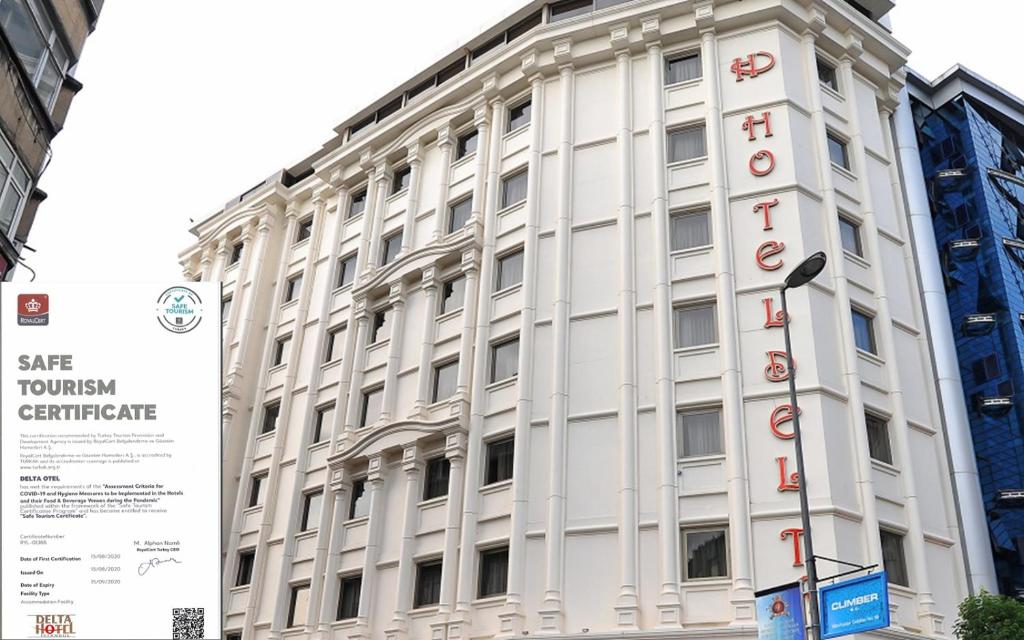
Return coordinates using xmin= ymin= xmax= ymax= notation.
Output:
xmin=33 ymin=613 xmax=74 ymax=637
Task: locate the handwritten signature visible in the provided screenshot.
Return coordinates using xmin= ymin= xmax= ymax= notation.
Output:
xmin=138 ymin=557 xmax=181 ymax=576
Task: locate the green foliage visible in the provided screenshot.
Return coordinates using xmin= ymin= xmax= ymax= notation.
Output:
xmin=954 ymin=589 xmax=1024 ymax=640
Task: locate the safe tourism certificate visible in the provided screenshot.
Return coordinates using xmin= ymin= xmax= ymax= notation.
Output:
xmin=1 ymin=283 xmax=221 ymax=640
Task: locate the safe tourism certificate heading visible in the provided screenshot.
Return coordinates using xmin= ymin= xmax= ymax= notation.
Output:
xmin=1 ymin=283 xmax=221 ymax=640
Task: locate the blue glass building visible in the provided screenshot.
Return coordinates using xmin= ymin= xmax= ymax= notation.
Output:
xmin=908 ymin=67 xmax=1024 ymax=597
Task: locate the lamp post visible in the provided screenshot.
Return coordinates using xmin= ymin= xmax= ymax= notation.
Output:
xmin=779 ymin=250 xmax=828 ymax=640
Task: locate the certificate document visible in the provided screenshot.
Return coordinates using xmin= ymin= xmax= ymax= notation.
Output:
xmin=1 ymin=283 xmax=221 ymax=640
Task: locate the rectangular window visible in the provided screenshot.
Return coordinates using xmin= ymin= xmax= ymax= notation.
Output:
xmin=337 ymin=575 xmax=362 ymax=620
xmin=484 ymin=436 xmax=514 ymax=485
xmin=229 ymin=242 xmax=243 ymax=265
xmin=392 ymin=166 xmax=412 ymax=195
xmin=0 ymin=133 xmax=30 ymax=236
xmin=272 ymin=335 xmax=291 ymax=367
xmin=549 ymin=0 xmax=592 ymax=22
xmin=349 ymin=478 xmax=368 ymax=519
xmin=0 ymin=0 xmax=68 ymax=112
xmin=851 ymin=308 xmax=876 ymax=354
xmin=296 ymin=217 xmax=314 ymax=243
xmin=674 ymin=303 xmax=718 ymax=348
xmin=236 ymin=549 xmax=255 ymax=586
xmin=839 ymin=216 xmax=863 ymax=256
xmin=666 ymin=52 xmax=701 ymax=85
xmin=227 ymin=634 xmax=242 ymax=640
xmin=336 ymin=254 xmax=357 ymax=289
xmin=440 ymin=276 xmax=466 ymax=315
xmin=817 ymin=58 xmax=839 ymax=92
xmin=670 ymin=209 xmax=711 ymax=250
xmin=880 ymin=529 xmax=909 ymax=587
xmin=221 ymin=296 xmax=232 ymax=321
xmin=668 ymin=125 xmax=707 ymax=163
xmin=456 ymin=129 xmax=478 ymax=160
xmin=287 ymin=583 xmax=311 ymax=628
xmin=284 ymin=274 xmax=303 ymax=303
xmin=349 ymin=189 xmax=367 ymax=218
xmin=300 ymin=490 xmax=323 ymax=532
xmin=478 ymin=547 xmax=510 ymax=598
xmin=501 ymin=170 xmax=528 ymax=209
xmin=360 ymin=386 xmax=383 ymax=427
xmin=490 ymin=337 xmax=520 ymax=383
xmin=324 ymin=325 xmax=345 ymax=363
xmin=866 ymin=413 xmax=893 ymax=464
xmin=248 ymin=474 xmax=267 ymax=508
xmin=677 ymin=410 xmax=723 ymax=458
xmin=972 ymin=354 xmax=1001 ymax=384
xmin=370 ymin=308 xmax=390 ymax=344
xmin=827 ymin=133 xmax=851 ymax=169
xmin=261 ymin=402 xmax=280 ymax=434
xmin=496 ymin=249 xmax=524 ymax=291
xmin=432 ymin=360 xmax=459 ymax=403
xmin=313 ymin=404 xmax=334 ymax=444
xmin=423 ymin=456 xmax=451 ymax=500
xmin=414 ymin=559 xmax=444 ymax=608
xmin=684 ymin=529 xmax=728 ymax=579
xmin=449 ymin=197 xmax=473 ymax=234
xmin=507 ymin=100 xmax=532 ymax=132
xmin=382 ymin=232 xmax=403 ymax=265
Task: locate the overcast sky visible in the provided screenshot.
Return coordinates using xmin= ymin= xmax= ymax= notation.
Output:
xmin=13 ymin=0 xmax=1023 ymax=282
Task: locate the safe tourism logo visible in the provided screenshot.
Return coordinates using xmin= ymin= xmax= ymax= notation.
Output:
xmin=17 ymin=294 xmax=48 ymax=326
xmin=155 ymin=286 xmax=203 ymax=334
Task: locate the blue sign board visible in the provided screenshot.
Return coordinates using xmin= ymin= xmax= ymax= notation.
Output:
xmin=755 ymin=582 xmax=806 ymax=640
xmin=819 ymin=572 xmax=890 ymax=639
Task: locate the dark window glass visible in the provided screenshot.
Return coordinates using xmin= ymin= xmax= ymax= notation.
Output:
xmin=456 ymin=130 xmax=478 ymax=160
xmin=382 ymin=232 xmax=403 ymax=265
xmin=852 ymin=308 xmax=876 ymax=354
xmin=284 ymin=274 xmax=303 ymax=302
xmin=392 ymin=166 xmax=411 ymax=195
xmin=337 ymin=575 xmax=362 ymax=620
xmin=817 ymin=58 xmax=839 ymax=92
xmin=507 ymin=101 xmax=532 ymax=132
xmin=666 ymin=52 xmax=701 ymax=84
xmin=685 ymin=529 xmax=728 ymax=579
xmin=349 ymin=479 xmax=368 ymax=519
xmin=433 ymin=361 xmax=459 ymax=403
xmin=300 ymin=491 xmax=323 ymax=531
xmin=376 ymin=96 xmax=403 ymax=122
xmin=880 ymin=530 xmax=909 ymax=587
xmin=471 ymin=34 xmax=504 ymax=60
xmin=440 ymin=276 xmax=466 ymax=315
xmin=407 ymin=76 xmax=435 ymax=102
xmin=485 ymin=437 xmax=514 ymax=485
xmin=478 ymin=547 xmax=509 ymax=598
xmin=423 ymin=457 xmax=451 ymax=500
xmin=370 ymin=308 xmax=390 ymax=343
xmin=221 ymin=296 xmax=232 ymax=321
xmin=674 ymin=304 xmax=717 ymax=348
xmin=360 ymin=387 xmax=383 ymax=427
xmin=506 ymin=11 xmax=542 ymax=41
xmin=350 ymin=114 xmax=375 ymax=138
xmin=273 ymin=335 xmax=291 ymax=367
xmin=550 ymin=0 xmax=592 ymax=22
xmin=828 ymin=133 xmax=850 ymax=169
xmin=490 ymin=338 xmax=520 ymax=383
xmin=236 ymin=549 xmax=255 ymax=586
xmin=325 ymin=325 xmax=344 ymax=363
xmin=436 ymin=57 xmax=467 ymax=86
xmin=349 ymin=190 xmax=367 ymax=218
xmin=248 ymin=474 xmax=267 ymax=508
xmin=261 ymin=403 xmax=280 ymax=434
xmin=287 ymin=583 xmax=311 ymax=628
xmin=227 ymin=634 xmax=242 ymax=640
xmin=668 ymin=126 xmax=707 ymax=162
xmin=313 ymin=404 xmax=334 ymax=443
xmin=229 ymin=242 xmax=243 ymax=265
xmin=296 ymin=217 xmax=314 ymax=242
xmin=337 ymin=254 xmax=357 ymax=288
xmin=972 ymin=354 xmax=1000 ymax=384
xmin=677 ymin=410 xmax=722 ymax=457
xmin=414 ymin=560 xmax=444 ymax=607
xmin=866 ymin=413 xmax=893 ymax=464
xmin=501 ymin=170 xmax=528 ymax=208
xmin=839 ymin=217 xmax=862 ymax=256
xmin=496 ymin=250 xmax=524 ymax=291
xmin=449 ymin=197 xmax=473 ymax=233
xmin=670 ymin=209 xmax=710 ymax=250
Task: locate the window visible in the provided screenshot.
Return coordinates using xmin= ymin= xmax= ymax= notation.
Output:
xmin=880 ymin=529 xmax=909 ymax=587
xmin=489 ymin=337 xmax=520 ymax=383
xmin=666 ymin=52 xmax=701 ymax=85
xmin=484 ymin=436 xmax=514 ymax=485
xmin=456 ymin=129 xmax=478 ymax=160
xmin=670 ymin=209 xmax=711 ymax=250
xmin=296 ymin=217 xmax=314 ymax=243
xmin=496 ymin=249 xmax=524 ymax=291
xmin=392 ymin=166 xmax=412 ymax=195
xmin=501 ymin=170 xmax=528 ymax=209
xmin=221 ymin=296 xmax=232 ymax=321
xmin=349 ymin=479 xmax=368 ymax=519
xmin=827 ymin=133 xmax=851 ymax=169
xmin=287 ymin=583 xmax=311 ymax=628
xmin=668 ymin=125 xmax=707 ymax=163
xmin=370 ymin=308 xmax=390 ymax=344
xmin=0 ymin=0 xmax=69 ymax=112
xmin=272 ymin=335 xmax=291 ymax=367
xmin=839 ymin=216 xmax=862 ymax=256
xmin=261 ymin=402 xmax=280 ymax=434
xmin=449 ymin=197 xmax=473 ymax=234
xmin=0 ymin=134 xmax=31 ymax=236
xmin=229 ymin=242 xmax=244 ymax=266
xmin=382 ymin=231 xmax=403 ymax=265
xmin=349 ymin=189 xmax=367 ymax=218
xmin=337 ymin=575 xmax=362 ymax=620
xmin=227 ymin=634 xmax=242 ymax=640
xmin=284 ymin=274 xmax=303 ymax=303
xmin=300 ymin=490 xmax=323 ymax=532
xmin=851 ymin=308 xmax=876 ymax=354
xmin=677 ymin=410 xmax=723 ymax=458
xmin=507 ymin=100 xmax=532 ymax=132
xmin=324 ymin=325 xmax=345 ymax=363
xmin=423 ymin=456 xmax=451 ymax=500
xmin=684 ymin=529 xmax=728 ymax=579
xmin=478 ymin=547 xmax=509 ymax=598
xmin=236 ymin=549 xmax=255 ymax=586
xmin=817 ymin=58 xmax=839 ymax=92
xmin=313 ymin=404 xmax=334 ymax=444
xmin=972 ymin=354 xmax=1000 ymax=384
xmin=674 ymin=303 xmax=717 ymax=348
xmin=550 ymin=0 xmax=592 ymax=22
xmin=248 ymin=474 xmax=267 ymax=508
xmin=414 ymin=559 xmax=444 ymax=608
xmin=440 ymin=276 xmax=466 ymax=315
xmin=433 ymin=360 xmax=459 ymax=403
xmin=336 ymin=254 xmax=357 ymax=288
xmin=360 ymin=386 xmax=383 ymax=427
xmin=865 ymin=413 xmax=893 ymax=464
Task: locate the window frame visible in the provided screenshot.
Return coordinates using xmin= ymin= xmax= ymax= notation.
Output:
xmin=483 ymin=435 xmax=515 ymax=486
xmin=248 ymin=473 xmax=267 ymax=508
xmin=432 ymin=359 xmax=460 ymax=403
xmin=665 ymin=50 xmax=702 ymax=85
xmin=827 ymin=131 xmax=852 ymax=170
xmin=448 ymin=195 xmax=473 ymax=234
xmin=272 ymin=334 xmax=291 ymax=367
xmin=221 ymin=295 xmax=232 ymax=322
xmin=673 ymin=301 xmax=719 ymax=349
xmin=500 ymin=169 xmax=528 ymax=209
xmin=312 ymin=403 xmax=334 ymax=444
xmin=348 ymin=478 xmax=368 ymax=520
xmin=880 ymin=528 xmax=910 ymax=587
xmin=676 ymin=408 xmax=724 ymax=458
xmin=456 ymin=128 xmax=479 ymax=160
xmin=865 ymin=412 xmax=894 ymax=465
xmin=336 ymin=253 xmax=358 ymax=289
xmin=669 ymin=208 xmax=712 ymax=251
xmin=817 ymin=57 xmax=840 ymax=93
xmin=392 ymin=165 xmax=412 ymax=195
xmin=413 ymin=558 xmax=444 ymax=608
xmin=287 ymin=582 xmax=312 ymax=628
xmin=851 ymin=306 xmax=877 ymax=355
xmin=261 ymin=402 xmax=280 ymax=434
xmin=229 ymin=242 xmax=244 ymax=266
xmin=299 ymin=489 xmax=323 ymax=532
xmin=0 ymin=0 xmax=70 ymax=113
xmin=348 ymin=188 xmax=368 ymax=219
xmin=284 ymin=273 xmax=303 ymax=303
xmin=423 ymin=456 xmax=451 ymax=501
xmin=477 ymin=546 xmax=510 ymax=598
xmin=0 ymin=132 xmax=31 ymax=239
xmin=336 ymin=574 xmax=362 ymax=620
xmin=506 ymin=99 xmax=532 ymax=133
xmin=439 ymin=275 xmax=467 ymax=315
xmin=236 ymin=548 xmax=255 ymax=587
xmin=667 ymin=123 xmax=708 ymax=163
xmin=489 ymin=335 xmax=520 ymax=384
xmin=369 ymin=307 xmax=390 ymax=344
xmin=682 ymin=527 xmax=730 ymax=581
xmin=381 ymin=231 xmax=403 ymax=265
xmin=324 ymin=324 xmax=345 ymax=363
xmin=838 ymin=215 xmax=863 ymax=257
xmin=295 ymin=216 xmax=314 ymax=243
xmin=495 ymin=248 xmax=525 ymax=292
xmin=359 ymin=385 xmax=384 ymax=428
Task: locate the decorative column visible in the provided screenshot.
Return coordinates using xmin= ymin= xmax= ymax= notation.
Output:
xmin=355 ymin=151 xmax=379 ymax=277
xmin=365 ymin=162 xmax=393 ymax=272
xmin=698 ymin=4 xmax=756 ymax=620
xmin=353 ymin=455 xmax=387 ymax=640
xmin=400 ymin=143 xmax=424 ymax=254
xmin=380 ymin=282 xmax=407 ymax=423
xmin=432 ymin=127 xmax=456 ymax=241
xmin=643 ymin=16 xmax=683 ymax=627
xmin=386 ymin=445 xmax=424 ymax=640
xmin=222 ymin=218 xmax=257 ymax=372
xmin=228 ymin=206 xmax=278 ymax=380
xmin=316 ymin=464 xmax=353 ymax=638
xmin=436 ymin=432 xmax=468 ymax=624
xmin=454 ymin=249 xmax=481 ymax=402
xmin=610 ymin=25 xmax=640 ymax=629
xmin=199 ymin=244 xmax=215 ymax=280
xmin=467 ymin=104 xmax=491 ymax=229
xmin=342 ymin=302 xmax=371 ymax=434
xmin=212 ymin=237 xmax=230 ymax=282
xmin=411 ymin=268 xmax=441 ymax=418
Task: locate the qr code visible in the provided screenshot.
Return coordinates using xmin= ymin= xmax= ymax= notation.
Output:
xmin=172 ymin=607 xmax=205 ymax=639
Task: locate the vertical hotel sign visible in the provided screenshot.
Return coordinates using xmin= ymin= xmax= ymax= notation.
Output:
xmin=755 ymin=582 xmax=806 ymax=640
xmin=0 ymin=283 xmax=221 ymax=640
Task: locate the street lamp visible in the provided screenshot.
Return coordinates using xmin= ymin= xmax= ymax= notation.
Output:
xmin=779 ymin=250 xmax=828 ymax=640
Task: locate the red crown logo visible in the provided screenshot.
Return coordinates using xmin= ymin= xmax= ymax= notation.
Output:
xmin=24 ymin=297 xmax=41 ymax=313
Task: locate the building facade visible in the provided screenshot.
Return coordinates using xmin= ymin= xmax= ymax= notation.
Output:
xmin=0 ymin=0 xmax=102 ymax=279
xmin=899 ymin=66 xmax=1024 ymax=598
xmin=181 ymin=1 xmax=985 ymax=638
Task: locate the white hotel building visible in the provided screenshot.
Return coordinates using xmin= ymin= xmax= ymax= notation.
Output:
xmin=180 ymin=1 xmax=993 ymax=638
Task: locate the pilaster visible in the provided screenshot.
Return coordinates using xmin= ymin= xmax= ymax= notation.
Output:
xmin=379 ymin=281 xmax=407 ymax=423
xmin=386 ymin=445 xmax=424 ymax=640
xmin=411 ymin=267 xmax=441 ymax=418
xmin=400 ymin=143 xmax=423 ymax=255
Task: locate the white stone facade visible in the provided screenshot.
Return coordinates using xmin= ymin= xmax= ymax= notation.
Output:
xmin=180 ymin=1 xmax=976 ymax=639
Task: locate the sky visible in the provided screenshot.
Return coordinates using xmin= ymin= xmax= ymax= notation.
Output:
xmin=13 ymin=0 xmax=1024 ymax=282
